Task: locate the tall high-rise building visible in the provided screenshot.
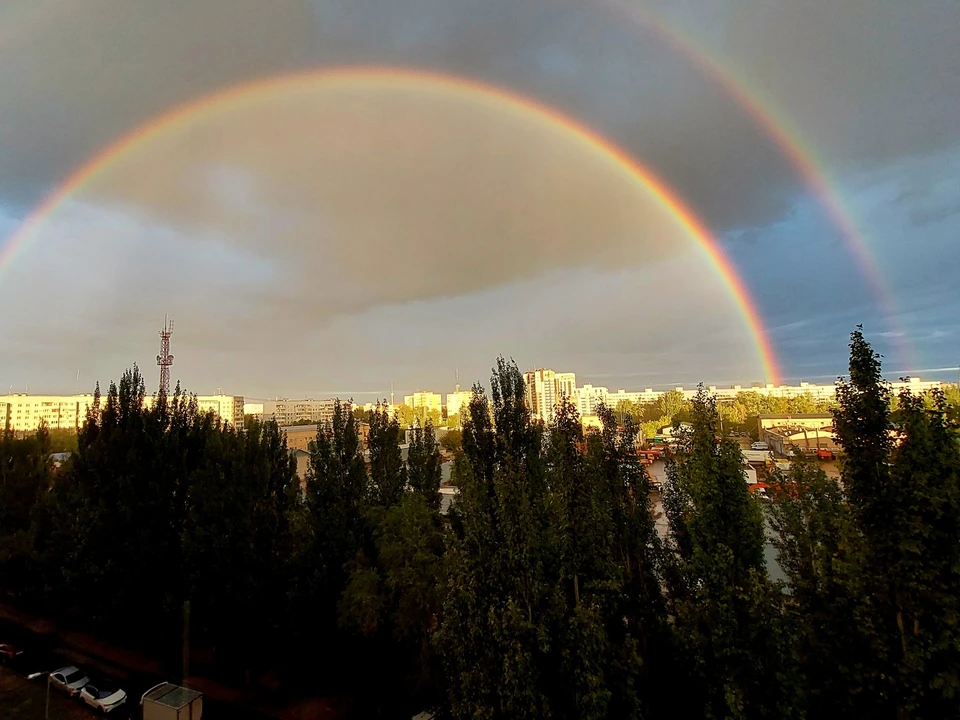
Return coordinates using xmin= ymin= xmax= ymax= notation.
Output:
xmin=523 ymin=369 xmax=576 ymax=423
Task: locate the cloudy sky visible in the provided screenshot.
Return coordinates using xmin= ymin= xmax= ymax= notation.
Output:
xmin=0 ymin=0 xmax=957 ymax=400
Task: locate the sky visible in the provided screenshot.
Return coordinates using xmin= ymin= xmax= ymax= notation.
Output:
xmin=0 ymin=0 xmax=957 ymax=400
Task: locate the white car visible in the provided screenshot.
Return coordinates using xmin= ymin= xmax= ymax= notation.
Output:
xmin=49 ymin=666 xmax=90 ymax=696
xmin=750 ymin=441 xmax=769 ymax=451
xmin=79 ymin=678 xmax=128 ymax=714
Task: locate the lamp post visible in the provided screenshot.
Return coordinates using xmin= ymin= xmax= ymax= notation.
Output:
xmin=27 ymin=671 xmax=52 ymax=719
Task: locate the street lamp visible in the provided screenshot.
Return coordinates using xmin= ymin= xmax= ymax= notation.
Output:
xmin=27 ymin=671 xmax=52 ymax=719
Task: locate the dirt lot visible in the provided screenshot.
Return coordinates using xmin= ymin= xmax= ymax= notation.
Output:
xmin=0 ymin=670 xmax=93 ymax=720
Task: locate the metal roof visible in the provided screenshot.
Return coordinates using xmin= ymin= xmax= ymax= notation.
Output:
xmin=145 ymin=683 xmax=202 ymax=709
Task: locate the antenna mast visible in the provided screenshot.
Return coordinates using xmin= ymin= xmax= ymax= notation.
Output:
xmin=157 ymin=315 xmax=174 ymax=395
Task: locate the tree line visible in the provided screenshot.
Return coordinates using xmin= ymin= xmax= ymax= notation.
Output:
xmin=0 ymin=328 xmax=958 ymax=719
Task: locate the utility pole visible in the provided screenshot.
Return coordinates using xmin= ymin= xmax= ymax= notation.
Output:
xmin=182 ymin=599 xmax=191 ymax=683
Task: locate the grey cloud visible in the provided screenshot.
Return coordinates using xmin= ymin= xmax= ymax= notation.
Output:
xmin=2 ymin=0 xmax=957 ymax=237
xmin=56 ymin=85 xmax=695 ymax=321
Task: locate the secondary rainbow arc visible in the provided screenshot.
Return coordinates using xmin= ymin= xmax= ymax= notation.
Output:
xmin=0 ymin=66 xmax=782 ymax=385
xmin=595 ymin=0 xmax=914 ymax=369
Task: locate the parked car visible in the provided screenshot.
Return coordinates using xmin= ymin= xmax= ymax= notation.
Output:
xmin=79 ymin=678 xmax=128 ymax=714
xmin=49 ymin=666 xmax=90 ymax=696
xmin=0 ymin=643 xmax=24 ymax=662
xmin=750 ymin=441 xmax=769 ymax=451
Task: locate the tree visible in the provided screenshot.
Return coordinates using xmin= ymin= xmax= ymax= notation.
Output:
xmin=438 ymin=359 xmax=553 ymax=718
xmin=439 ymin=428 xmax=462 ymax=453
xmin=832 ymin=329 xmax=960 ymax=717
xmin=408 ymin=421 xmax=442 ymax=511
xmin=339 ymin=492 xmax=446 ymax=713
xmin=368 ymin=403 xmax=406 ymax=508
xmin=292 ymin=399 xmax=368 ymax=658
xmin=394 ymin=404 xmax=416 ymax=428
xmin=767 ymin=450 xmax=868 ymax=716
xmin=663 ymin=387 xmax=797 ymax=719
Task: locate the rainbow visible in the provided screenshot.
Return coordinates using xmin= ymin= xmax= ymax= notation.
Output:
xmin=595 ymin=0 xmax=914 ymax=368
xmin=0 ymin=66 xmax=782 ymax=384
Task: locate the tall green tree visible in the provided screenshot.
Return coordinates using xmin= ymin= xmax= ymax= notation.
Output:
xmin=767 ymin=450 xmax=869 ymax=716
xmin=296 ymin=400 xmax=368 ymax=633
xmin=834 ymin=329 xmax=960 ymax=717
xmin=663 ymin=387 xmax=796 ymax=720
xmin=407 ymin=421 xmax=442 ymax=511
xmin=439 ymin=359 xmax=553 ymax=718
xmin=368 ymin=403 xmax=406 ymax=508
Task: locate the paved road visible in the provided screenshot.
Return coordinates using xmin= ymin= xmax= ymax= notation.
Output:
xmin=0 ymin=617 xmax=272 ymax=720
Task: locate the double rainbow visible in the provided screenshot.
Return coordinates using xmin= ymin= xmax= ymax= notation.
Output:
xmin=0 ymin=67 xmax=782 ymax=384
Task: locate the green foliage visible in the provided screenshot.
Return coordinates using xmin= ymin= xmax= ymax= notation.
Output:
xmin=663 ymin=388 xmax=797 ymax=719
xmin=368 ymin=403 xmax=406 ymax=507
xmin=407 ymin=421 xmax=442 ymax=511
xmin=767 ymin=451 xmax=869 ymax=716
xmin=3 ymin=333 xmax=959 ymax=718
xmin=439 ymin=428 xmax=462 ymax=453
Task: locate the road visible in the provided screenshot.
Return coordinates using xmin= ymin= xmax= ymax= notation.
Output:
xmin=0 ymin=617 xmax=278 ymax=720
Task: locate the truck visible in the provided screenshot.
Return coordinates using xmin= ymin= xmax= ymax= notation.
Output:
xmin=141 ymin=683 xmax=202 ymax=720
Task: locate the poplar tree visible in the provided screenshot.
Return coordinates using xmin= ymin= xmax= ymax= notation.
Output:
xmin=368 ymin=402 xmax=406 ymax=508
xmin=834 ymin=327 xmax=960 ymax=717
xmin=439 ymin=359 xmax=552 ymax=718
xmin=407 ymin=420 xmax=443 ymax=511
xmin=663 ymin=388 xmax=796 ymax=720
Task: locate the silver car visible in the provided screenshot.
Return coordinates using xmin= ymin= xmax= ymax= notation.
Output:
xmin=49 ymin=666 xmax=90 ymax=696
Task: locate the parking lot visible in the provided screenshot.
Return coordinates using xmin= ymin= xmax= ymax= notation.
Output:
xmin=0 ymin=618 xmax=274 ymax=720
xmin=1 ymin=670 xmax=93 ymax=720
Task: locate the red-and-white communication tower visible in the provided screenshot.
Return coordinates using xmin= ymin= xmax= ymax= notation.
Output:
xmin=157 ymin=315 xmax=174 ymax=395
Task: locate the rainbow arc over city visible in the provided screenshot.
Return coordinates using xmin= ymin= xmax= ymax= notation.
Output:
xmin=0 ymin=67 xmax=783 ymax=384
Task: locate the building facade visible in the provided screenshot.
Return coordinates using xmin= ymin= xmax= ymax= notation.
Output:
xmin=445 ymin=389 xmax=473 ymax=419
xmin=523 ymin=369 xmax=577 ymax=423
xmin=261 ymin=398 xmax=345 ymax=426
xmin=144 ymin=394 xmax=245 ymax=428
xmin=0 ymin=394 xmax=99 ymax=432
xmin=403 ymin=391 xmax=442 ymax=414
xmin=3 ymin=393 xmax=245 ymax=432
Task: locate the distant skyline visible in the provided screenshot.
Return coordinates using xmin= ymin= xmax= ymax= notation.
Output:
xmin=1 ymin=0 xmax=957 ymax=395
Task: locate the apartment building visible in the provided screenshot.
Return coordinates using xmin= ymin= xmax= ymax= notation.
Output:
xmin=523 ymin=369 xmax=577 ymax=423
xmin=0 ymin=394 xmax=98 ymax=432
xmin=445 ymin=388 xmax=473 ymax=418
xmin=143 ymin=394 xmax=245 ymax=427
xmin=403 ymin=391 xmax=442 ymax=414
xmin=261 ymin=398 xmax=344 ymax=426
xmin=3 ymin=393 xmax=245 ymax=432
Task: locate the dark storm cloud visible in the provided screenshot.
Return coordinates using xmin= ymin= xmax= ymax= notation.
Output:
xmin=1 ymin=0 xmax=957 ymax=234
xmin=1 ymin=0 xmax=959 ymax=393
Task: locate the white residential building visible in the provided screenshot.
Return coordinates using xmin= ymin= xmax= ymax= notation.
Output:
xmin=573 ymin=384 xmax=608 ymax=416
xmin=0 ymin=394 xmax=99 ymax=432
xmin=3 ymin=392 xmax=245 ymax=432
xmin=404 ymin=391 xmax=443 ymax=414
xmin=445 ymin=388 xmax=473 ymax=418
xmin=523 ymin=369 xmax=577 ymax=423
xmin=261 ymin=398 xmax=344 ymax=426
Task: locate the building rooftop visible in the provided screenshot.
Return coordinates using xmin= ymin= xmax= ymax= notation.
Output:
xmin=758 ymin=413 xmax=833 ymax=419
xmin=144 ymin=683 xmax=201 ymax=709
